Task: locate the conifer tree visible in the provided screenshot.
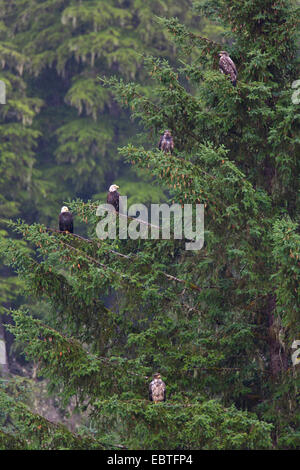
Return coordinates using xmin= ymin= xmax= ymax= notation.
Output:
xmin=0 ymin=0 xmax=203 ymax=220
xmin=1 ymin=0 xmax=300 ymax=450
xmin=0 ymin=0 xmax=204 ymax=360
xmin=0 ymin=10 xmax=44 ymax=344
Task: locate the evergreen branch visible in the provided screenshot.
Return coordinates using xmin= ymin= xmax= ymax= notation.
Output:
xmin=186 ymin=31 xmax=221 ymax=48
xmin=0 ymin=429 xmax=28 ymax=450
xmin=6 ymin=310 xmax=148 ymax=379
xmin=125 ymin=143 xmax=218 ymax=180
xmin=159 ymin=16 xmax=221 ymax=49
xmin=0 ymin=389 xmax=106 ymax=450
xmin=2 ymin=219 xmax=207 ymax=298
xmin=51 ymin=237 xmax=147 ymax=288
xmin=53 ymin=232 xmax=207 ymax=293
xmin=100 ymin=75 xmax=205 ymax=146
xmin=43 ymin=226 xmax=131 ymax=259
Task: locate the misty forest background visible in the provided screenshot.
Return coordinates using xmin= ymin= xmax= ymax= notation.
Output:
xmin=0 ymin=0 xmax=300 ymax=450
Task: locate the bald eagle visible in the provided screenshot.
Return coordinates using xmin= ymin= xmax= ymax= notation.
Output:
xmin=107 ymin=184 xmax=120 ymax=212
xmin=219 ymin=51 xmax=237 ymax=87
xmin=59 ymin=206 xmax=73 ymax=233
xmin=158 ymin=130 xmax=174 ymax=154
xmin=149 ymin=373 xmax=166 ymax=403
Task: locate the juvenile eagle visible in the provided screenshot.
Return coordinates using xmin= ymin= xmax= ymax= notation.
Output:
xmin=219 ymin=51 xmax=237 ymax=87
xmin=158 ymin=130 xmax=174 ymax=154
xmin=107 ymin=184 xmax=120 ymax=212
xmin=149 ymin=373 xmax=166 ymax=403
xmin=59 ymin=206 xmax=73 ymax=233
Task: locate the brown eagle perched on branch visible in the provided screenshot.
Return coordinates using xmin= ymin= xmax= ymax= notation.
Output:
xmin=219 ymin=51 xmax=237 ymax=87
xmin=59 ymin=206 xmax=73 ymax=233
xmin=158 ymin=130 xmax=174 ymax=154
xmin=149 ymin=372 xmax=166 ymax=403
xmin=107 ymin=184 xmax=120 ymax=212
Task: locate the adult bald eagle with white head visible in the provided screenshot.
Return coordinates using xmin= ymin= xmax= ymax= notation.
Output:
xmin=59 ymin=206 xmax=73 ymax=233
xmin=107 ymin=184 xmax=120 ymax=212
xmin=149 ymin=373 xmax=166 ymax=403
xmin=219 ymin=51 xmax=238 ymax=87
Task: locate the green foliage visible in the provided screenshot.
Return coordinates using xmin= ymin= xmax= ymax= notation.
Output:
xmin=0 ymin=0 xmax=203 ymax=216
xmin=0 ymin=0 xmax=205 ymax=307
xmin=92 ymin=398 xmax=273 ymax=450
xmin=0 ymin=0 xmax=299 ymax=450
xmin=0 ymin=382 xmax=105 ymax=450
xmin=272 ymin=218 xmax=300 ymax=337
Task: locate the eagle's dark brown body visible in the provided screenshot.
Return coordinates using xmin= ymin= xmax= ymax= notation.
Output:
xmin=158 ymin=130 xmax=174 ymax=154
xmin=219 ymin=52 xmax=237 ymax=87
xmin=59 ymin=211 xmax=73 ymax=233
xmin=107 ymin=189 xmax=120 ymax=212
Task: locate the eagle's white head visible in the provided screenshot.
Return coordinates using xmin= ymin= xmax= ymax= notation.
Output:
xmin=60 ymin=206 xmax=69 ymax=213
xmin=109 ymin=184 xmax=120 ymax=192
